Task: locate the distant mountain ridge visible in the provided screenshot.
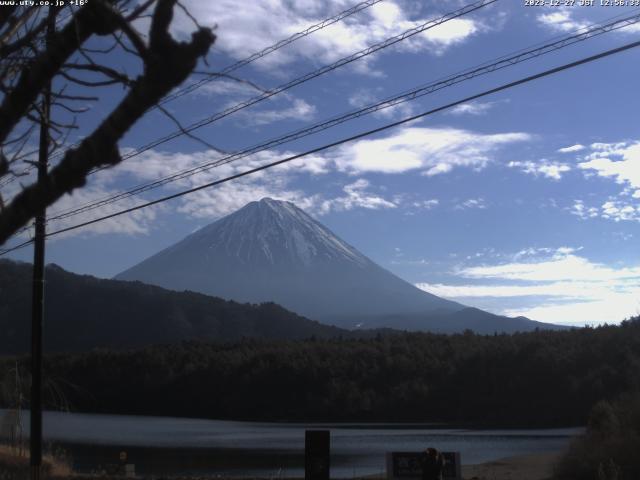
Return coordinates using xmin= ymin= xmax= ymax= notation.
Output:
xmin=116 ymin=198 xmax=560 ymax=333
xmin=0 ymin=259 xmax=347 ymax=354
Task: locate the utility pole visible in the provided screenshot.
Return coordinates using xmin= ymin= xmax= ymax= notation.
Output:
xmin=31 ymin=7 xmax=55 ymax=480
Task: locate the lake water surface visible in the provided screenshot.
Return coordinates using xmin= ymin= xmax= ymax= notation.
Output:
xmin=3 ymin=410 xmax=583 ymax=477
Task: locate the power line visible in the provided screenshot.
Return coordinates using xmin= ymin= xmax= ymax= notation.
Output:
xmin=102 ymin=0 xmax=498 ymax=165
xmin=0 ymin=0 xmax=384 ymax=189
xmin=40 ymin=10 xmax=640 ymax=225
xmin=3 ymin=0 xmax=495 ymax=201
xmin=158 ymin=0 xmax=386 ymax=105
xmin=2 ymin=37 xmax=639 ymax=256
xmin=5 ymin=0 xmax=495 ymax=195
xmin=35 ymin=0 xmax=506 ymax=221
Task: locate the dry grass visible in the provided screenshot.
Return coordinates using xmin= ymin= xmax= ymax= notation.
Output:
xmin=0 ymin=443 xmax=73 ymax=478
xmin=461 ymin=451 xmax=562 ymax=480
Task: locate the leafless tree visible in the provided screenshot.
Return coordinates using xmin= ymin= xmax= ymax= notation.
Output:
xmin=0 ymin=0 xmax=216 ymax=245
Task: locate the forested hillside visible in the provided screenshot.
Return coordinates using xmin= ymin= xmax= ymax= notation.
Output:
xmin=0 ymin=260 xmax=346 ymax=354
xmin=2 ymin=318 xmax=638 ymax=427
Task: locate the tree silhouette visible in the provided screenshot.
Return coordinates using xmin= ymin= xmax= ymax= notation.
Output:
xmin=0 ymin=0 xmax=215 ymax=244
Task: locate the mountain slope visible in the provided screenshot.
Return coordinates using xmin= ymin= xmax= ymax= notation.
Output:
xmin=116 ymin=198 xmax=464 ymax=328
xmin=115 ymin=198 xmax=555 ymax=332
xmin=0 ymin=259 xmax=347 ymax=354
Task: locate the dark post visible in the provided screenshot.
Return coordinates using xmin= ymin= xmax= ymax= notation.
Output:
xmin=305 ymin=430 xmax=330 ymax=480
xmin=30 ymin=8 xmax=54 ymax=480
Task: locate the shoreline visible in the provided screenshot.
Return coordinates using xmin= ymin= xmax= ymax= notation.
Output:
xmin=4 ymin=407 xmax=584 ymax=431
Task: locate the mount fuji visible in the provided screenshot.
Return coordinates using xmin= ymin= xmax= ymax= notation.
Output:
xmin=116 ymin=198 xmax=555 ymax=333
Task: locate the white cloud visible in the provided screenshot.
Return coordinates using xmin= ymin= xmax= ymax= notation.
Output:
xmin=420 ymin=18 xmax=478 ymax=55
xmin=558 ymin=144 xmax=585 ymax=153
xmin=455 ymin=198 xmax=486 ymax=210
xmin=503 ymin=298 xmax=640 ymax=326
xmin=460 ymin=251 xmax=640 ymax=283
xmin=416 ymin=247 xmax=640 ymax=325
xmin=508 ymin=160 xmax=571 ymax=180
xmin=537 ymin=11 xmax=590 ymax=32
xmin=513 ymin=246 xmax=555 ymax=259
xmin=175 ymin=182 xmax=316 ymax=220
xmin=412 ymin=199 xmax=439 ymax=210
xmin=619 ymin=22 xmax=640 ymax=34
xmin=195 ymin=79 xmax=260 ymax=99
xmin=416 ymin=280 xmax=620 ymax=300
xmin=45 ymin=142 xmax=404 ymax=233
xmin=448 ymin=101 xmax=495 ymax=116
xmin=601 ymin=200 xmax=640 ymax=222
xmin=590 ymin=142 xmax=628 ymax=152
xmin=199 ymin=84 xmax=317 ymax=126
xmin=108 ymin=148 xmax=329 ymax=187
xmin=571 ymin=198 xmax=640 ymax=223
xmin=114 ymin=148 xmax=332 ymax=219
xmin=41 ymin=147 xmax=332 ymax=234
xmin=190 ymin=77 xmax=319 ymax=128
xmin=348 ymin=89 xmax=415 ymax=120
xmin=578 ymin=141 xmax=640 ymax=195
xmin=44 ymin=186 xmax=163 ymax=238
xmin=331 ymin=127 xmax=530 ymax=175
xmin=538 ymin=9 xmax=640 ymax=36
xmin=567 ymin=141 xmax=640 ymax=222
xmin=175 ymin=1 xmax=486 ymax=74
xmin=245 ymin=98 xmax=317 ymax=126
xmin=318 ymin=178 xmax=396 ymax=214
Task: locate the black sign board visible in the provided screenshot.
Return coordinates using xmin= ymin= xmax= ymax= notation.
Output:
xmin=392 ymin=452 xmax=422 ymax=476
xmin=305 ymin=430 xmax=330 ymax=480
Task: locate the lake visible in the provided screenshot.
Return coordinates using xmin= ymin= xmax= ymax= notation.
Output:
xmin=2 ymin=410 xmax=582 ymax=477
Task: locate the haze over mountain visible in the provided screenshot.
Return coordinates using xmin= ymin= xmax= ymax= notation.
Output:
xmin=116 ymin=198 xmax=557 ymax=332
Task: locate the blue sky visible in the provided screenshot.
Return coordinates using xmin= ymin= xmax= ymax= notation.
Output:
xmin=3 ymin=0 xmax=640 ymax=326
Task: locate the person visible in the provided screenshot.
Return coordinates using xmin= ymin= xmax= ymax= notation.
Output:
xmin=420 ymin=447 xmax=445 ymax=480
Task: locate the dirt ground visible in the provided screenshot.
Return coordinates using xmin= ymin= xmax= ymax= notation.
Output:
xmin=461 ymin=451 xmax=561 ymax=480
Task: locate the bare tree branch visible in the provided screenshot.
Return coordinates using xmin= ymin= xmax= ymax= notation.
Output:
xmin=125 ymin=0 xmax=156 ymax=22
xmin=0 ymin=152 xmax=8 ymax=178
xmin=111 ymin=12 xmax=148 ymax=58
xmin=52 ymin=101 xmax=89 ymax=114
xmin=0 ymin=0 xmax=215 ymax=244
xmin=51 ymin=92 xmax=99 ymax=102
xmin=59 ymin=69 xmax=127 ymax=87
xmin=0 ymin=12 xmax=49 ymax=57
xmin=157 ymin=103 xmax=227 ymax=154
xmin=80 ymin=37 xmax=120 ymax=55
xmin=0 ymin=7 xmax=37 ymax=49
xmin=191 ymin=71 xmax=269 ymax=93
xmin=0 ymin=6 xmax=18 ymax=33
xmin=0 ymin=1 xmax=123 ymax=145
xmin=63 ymin=62 xmax=133 ymax=86
xmin=177 ymin=1 xmax=203 ymax=30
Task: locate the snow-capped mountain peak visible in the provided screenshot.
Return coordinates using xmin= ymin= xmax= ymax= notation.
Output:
xmin=116 ymin=198 xmax=464 ymax=327
xmin=190 ymin=198 xmax=368 ymax=267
